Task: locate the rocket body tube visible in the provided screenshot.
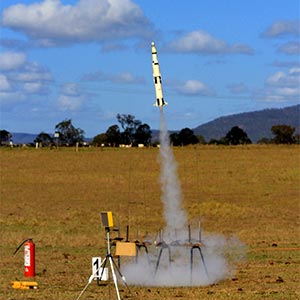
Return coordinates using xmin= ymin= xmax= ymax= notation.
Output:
xmin=152 ymin=42 xmax=167 ymax=108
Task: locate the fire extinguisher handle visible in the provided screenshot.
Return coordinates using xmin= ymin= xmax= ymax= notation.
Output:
xmin=13 ymin=238 xmax=33 ymax=255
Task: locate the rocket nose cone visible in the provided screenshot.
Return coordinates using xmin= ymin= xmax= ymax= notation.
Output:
xmin=152 ymin=42 xmax=156 ymax=53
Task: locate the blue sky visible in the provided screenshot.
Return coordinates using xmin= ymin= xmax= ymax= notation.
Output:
xmin=0 ymin=0 xmax=299 ymax=137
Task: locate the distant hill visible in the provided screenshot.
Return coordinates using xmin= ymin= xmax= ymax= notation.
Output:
xmin=11 ymin=132 xmax=38 ymax=144
xmin=193 ymin=105 xmax=300 ymax=143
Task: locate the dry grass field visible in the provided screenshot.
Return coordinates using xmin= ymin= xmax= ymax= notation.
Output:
xmin=0 ymin=145 xmax=299 ymax=299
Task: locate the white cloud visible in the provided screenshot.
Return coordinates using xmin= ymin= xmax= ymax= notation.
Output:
xmin=256 ymin=87 xmax=300 ymax=102
xmin=23 ymin=82 xmax=49 ymax=94
xmin=174 ymin=79 xmax=215 ymax=96
xmin=266 ymin=68 xmax=300 ymax=87
xmin=15 ymin=63 xmax=53 ymax=82
xmin=0 ymin=52 xmax=26 ymax=70
xmin=1 ymin=0 xmax=154 ymax=46
xmin=82 ymin=70 xmax=145 ymax=84
xmin=57 ymin=83 xmax=85 ymax=111
xmin=278 ymin=41 xmax=300 ymax=55
xmin=256 ymin=68 xmax=300 ymax=102
xmin=275 ymin=87 xmax=300 ymax=97
xmin=0 ymin=74 xmax=11 ymax=91
xmin=262 ymin=20 xmax=300 ymax=38
xmin=266 ymin=71 xmax=286 ymax=86
xmin=112 ymin=72 xmax=144 ymax=84
xmin=0 ymin=51 xmax=53 ymax=106
xmin=0 ymin=91 xmax=26 ymax=105
xmin=57 ymin=94 xmax=84 ymax=111
xmin=166 ymin=30 xmax=254 ymax=55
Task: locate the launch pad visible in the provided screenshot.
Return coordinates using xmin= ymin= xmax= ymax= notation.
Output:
xmin=76 ymin=212 xmax=209 ymax=299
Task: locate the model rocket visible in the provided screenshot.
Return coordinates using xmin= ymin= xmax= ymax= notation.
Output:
xmin=152 ymin=42 xmax=167 ymax=110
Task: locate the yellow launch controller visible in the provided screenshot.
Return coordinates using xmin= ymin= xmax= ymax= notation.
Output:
xmin=11 ymin=281 xmax=38 ymax=290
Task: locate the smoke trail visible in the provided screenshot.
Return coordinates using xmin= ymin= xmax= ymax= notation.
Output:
xmin=158 ymin=110 xmax=187 ymax=237
xmin=121 ymin=110 xmax=244 ymax=287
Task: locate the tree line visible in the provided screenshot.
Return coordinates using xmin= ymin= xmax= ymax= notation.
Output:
xmin=0 ymin=114 xmax=299 ymax=147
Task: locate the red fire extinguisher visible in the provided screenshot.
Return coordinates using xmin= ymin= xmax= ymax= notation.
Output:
xmin=14 ymin=238 xmax=36 ymax=277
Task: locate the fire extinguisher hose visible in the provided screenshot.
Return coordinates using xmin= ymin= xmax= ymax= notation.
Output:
xmin=13 ymin=238 xmax=33 ymax=255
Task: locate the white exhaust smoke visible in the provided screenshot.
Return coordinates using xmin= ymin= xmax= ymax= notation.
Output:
xmin=122 ymin=111 xmax=244 ymax=286
xmin=158 ymin=111 xmax=187 ymax=238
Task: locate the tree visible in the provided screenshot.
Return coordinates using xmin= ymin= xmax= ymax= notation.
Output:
xmin=101 ymin=114 xmax=152 ymax=146
xmin=34 ymin=132 xmax=54 ymax=147
xmin=170 ymin=128 xmax=199 ymax=146
xmin=271 ymin=125 xmax=295 ymax=144
xmin=170 ymin=132 xmax=180 ymax=146
xmin=134 ymin=123 xmax=152 ymax=145
xmin=178 ymin=128 xmax=199 ymax=146
xmin=0 ymin=130 xmax=12 ymax=145
xmin=208 ymin=137 xmax=227 ymax=145
xmin=117 ymin=114 xmax=141 ymax=145
xmin=106 ymin=125 xmax=121 ymax=146
xmin=196 ymin=135 xmax=206 ymax=145
xmin=92 ymin=133 xmax=108 ymax=146
xmin=55 ymin=119 xmax=84 ymax=146
xmin=224 ymin=126 xmax=252 ymax=145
